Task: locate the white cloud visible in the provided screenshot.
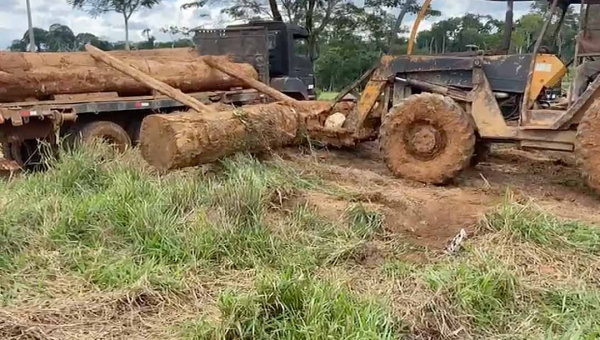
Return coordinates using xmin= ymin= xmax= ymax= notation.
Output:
xmin=0 ymin=0 xmax=223 ymax=49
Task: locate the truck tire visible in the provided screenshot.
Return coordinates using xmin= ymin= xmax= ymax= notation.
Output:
xmin=76 ymin=121 xmax=131 ymax=152
xmin=3 ymin=140 xmax=44 ymax=170
xmin=576 ymin=100 xmax=600 ymax=193
xmin=380 ymin=93 xmax=475 ymax=184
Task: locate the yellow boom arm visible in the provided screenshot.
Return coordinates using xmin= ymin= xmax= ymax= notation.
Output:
xmin=407 ymin=0 xmax=433 ymax=55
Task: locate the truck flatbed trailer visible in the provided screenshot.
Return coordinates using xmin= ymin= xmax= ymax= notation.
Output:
xmin=0 ymin=89 xmax=262 ymax=125
xmin=0 ymin=88 xmax=265 ymax=170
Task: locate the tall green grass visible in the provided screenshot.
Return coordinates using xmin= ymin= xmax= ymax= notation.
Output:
xmin=484 ymin=199 xmax=600 ymax=254
xmin=182 ymin=271 xmax=402 ymax=340
xmin=412 ymin=200 xmax=600 ymax=338
xmin=0 ymin=144 xmax=383 ymax=301
xmin=3 ymin=144 xmax=600 ymax=340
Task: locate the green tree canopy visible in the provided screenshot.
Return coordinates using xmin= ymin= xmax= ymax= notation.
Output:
xmin=67 ymin=0 xmax=162 ymax=50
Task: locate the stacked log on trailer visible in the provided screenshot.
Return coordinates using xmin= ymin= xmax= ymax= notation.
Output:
xmin=0 ymin=48 xmax=259 ymax=102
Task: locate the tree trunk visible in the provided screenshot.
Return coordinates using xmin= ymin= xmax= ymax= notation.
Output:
xmin=124 ymin=14 xmax=130 ymax=51
xmin=0 ymin=53 xmax=258 ymax=102
xmin=269 ymin=0 xmax=283 ymax=21
xmin=86 ymin=44 xmax=217 ymax=115
xmin=388 ymin=4 xmax=410 ymax=53
xmin=501 ymin=0 xmax=514 ymax=53
xmin=306 ymin=0 xmax=317 ymax=61
xmin=442 ymin=34 xmax=446 ymax=53
xmin=139 ymin=101 xmax=342 ymax=170
xmin=140 ymin=103 xmax=302 ymax=170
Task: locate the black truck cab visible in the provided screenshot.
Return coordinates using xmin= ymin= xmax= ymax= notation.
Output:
xmin=193 ymin=21 xmax=316 ymax=100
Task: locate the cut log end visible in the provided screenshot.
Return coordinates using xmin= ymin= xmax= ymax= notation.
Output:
xmin=139 ymin=114 xmax=181 ymax=170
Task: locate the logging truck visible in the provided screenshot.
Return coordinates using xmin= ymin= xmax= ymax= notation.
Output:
xmin=0 ymin=21 xmax=314 ymax=170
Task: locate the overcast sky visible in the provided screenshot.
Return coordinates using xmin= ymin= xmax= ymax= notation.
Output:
xmin=0 ymin=0 xmax=532 ymax=50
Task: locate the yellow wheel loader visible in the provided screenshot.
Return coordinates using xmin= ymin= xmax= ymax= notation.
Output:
xmin=333 ymin=0 xmax=600 ymax=191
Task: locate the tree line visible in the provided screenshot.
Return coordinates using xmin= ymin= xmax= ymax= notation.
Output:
xmin=9 ymin=24 xmax=193 ymax=52
xmin=8 ymin=0 xmax=579 ymax=92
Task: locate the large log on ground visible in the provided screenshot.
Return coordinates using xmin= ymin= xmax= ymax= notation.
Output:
xmin=0 ymin=51 xmax=258 ymax=102
xmin=140 ymin=103 xmax=300 ymax=170
xmin=139 ymin=101 xmax=358 ymax=170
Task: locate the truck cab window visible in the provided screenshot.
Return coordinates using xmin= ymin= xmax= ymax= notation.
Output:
xmin=294 ymin=36 xmax=309 ymax=57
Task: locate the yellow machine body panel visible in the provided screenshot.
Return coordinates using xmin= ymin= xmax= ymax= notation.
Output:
xmin=528 ymin=54 xmax=567 ymax=103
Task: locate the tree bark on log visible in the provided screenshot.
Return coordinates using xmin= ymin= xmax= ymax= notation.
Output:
xmin=139 ymin=101 xmax=359 ymax=170
xmin=140 ymin=102 xmax=300 ymax=170
xmin=85 ymin=44 xmax=216 ymax=114
xmin=0 ymin=48 xmax=199 ymax=71
xmin=0 ymin=50 xmax=258 ymax=103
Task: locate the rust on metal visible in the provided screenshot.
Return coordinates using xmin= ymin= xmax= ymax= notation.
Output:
xmin=551 ymin=74 xmax=600 ymax=129
xmin=521 ymin=109 xmax=567 ymax=129
xmin=0 ymin=118 xmax=54 ymax=143
xmin=468 ymin=67 xmax=514 ymax=138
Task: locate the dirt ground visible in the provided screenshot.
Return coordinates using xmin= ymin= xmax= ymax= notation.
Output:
xmin=279 ymin=142 xmax=600 ymax=251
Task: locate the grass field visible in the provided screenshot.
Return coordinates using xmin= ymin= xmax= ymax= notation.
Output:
xmin=1 ymin=144 xmax=600 ymax=339
xmin=317 ymin=91 xmax=339 ymax=101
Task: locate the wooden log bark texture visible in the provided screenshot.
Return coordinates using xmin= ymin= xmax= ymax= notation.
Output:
xmin=0 ymin=49 xmax=258 ymax=102
xmin=139 ymin=101 xmax=359 ymax=170
xmin=85 ymin=44 xmax=217 ymax=115
xmin=140 ymin=102 xmax=299 ymax=170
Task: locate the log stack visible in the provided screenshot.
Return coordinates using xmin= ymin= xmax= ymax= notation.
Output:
xmin=0 ymin=49 xmax=258 ymax=102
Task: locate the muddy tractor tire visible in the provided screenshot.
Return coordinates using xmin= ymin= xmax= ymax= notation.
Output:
xmin=380 ymin=93 xmax=475 ymax=184
xmin=576 ymin=100 xmax=600 ymax=193
xmin=76 ymin=121 xmax=131 ymax=152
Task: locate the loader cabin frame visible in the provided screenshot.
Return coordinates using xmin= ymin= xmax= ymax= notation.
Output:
xmin=347 ymin=0 xmax=600 ymax=154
